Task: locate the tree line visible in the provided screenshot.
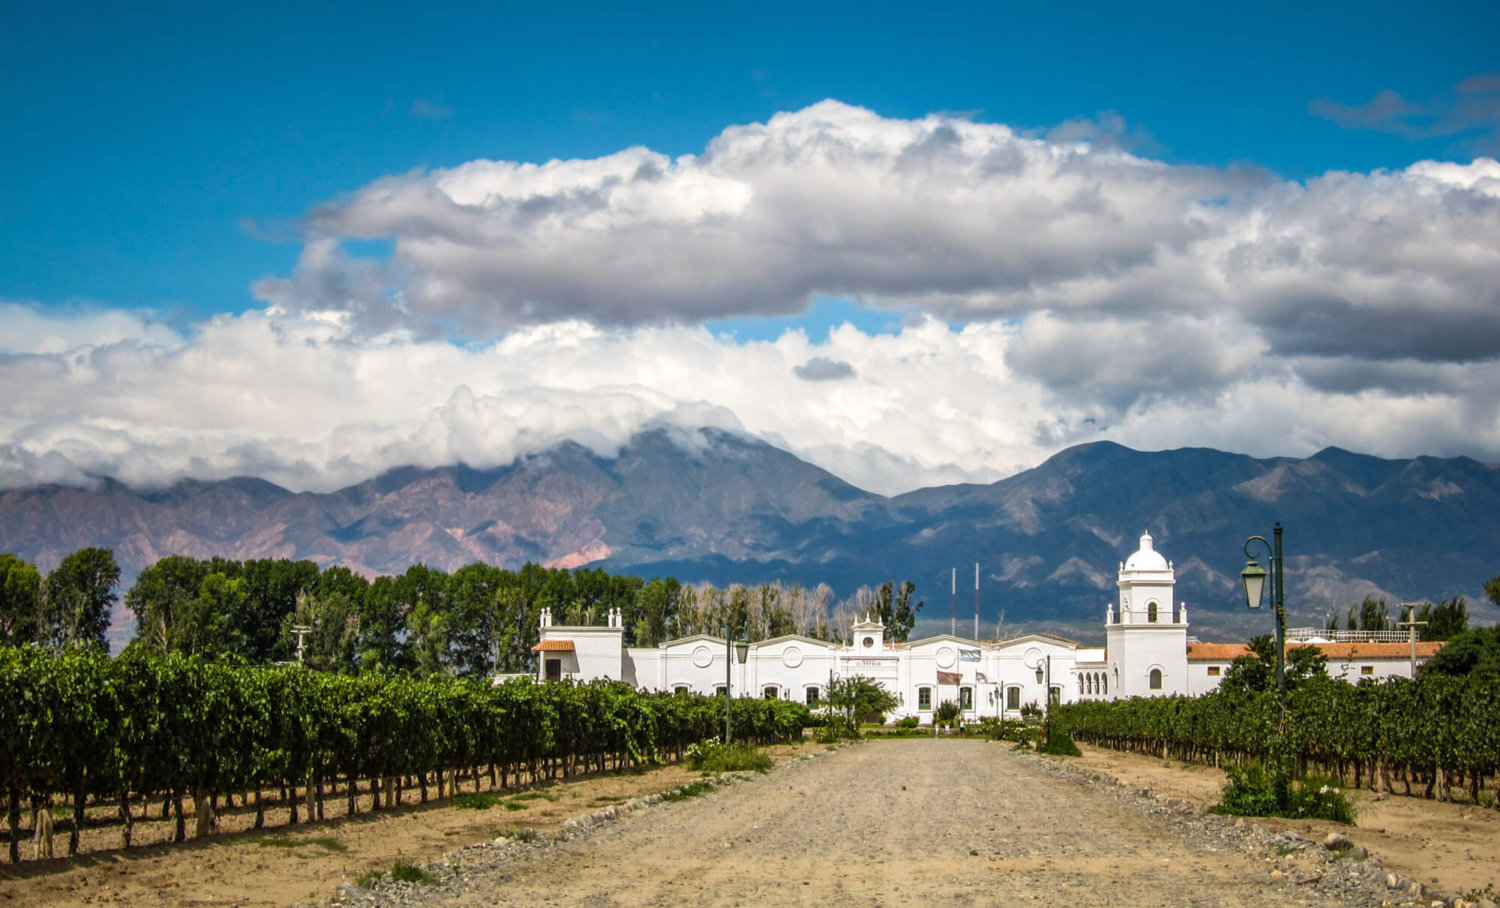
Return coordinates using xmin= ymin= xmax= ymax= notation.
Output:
xmin=1324 ymin=594 xmax=1472 ymax=641
xmin=0 ymin=548 xmax=925 ymax=675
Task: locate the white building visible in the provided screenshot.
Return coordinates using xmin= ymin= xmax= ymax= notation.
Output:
xmin=532 ymin=532 xmax=1440 ymax=721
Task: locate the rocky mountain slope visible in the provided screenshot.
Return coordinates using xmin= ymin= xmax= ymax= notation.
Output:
xmin=2 ymin=428 xmax=1496 ymax=636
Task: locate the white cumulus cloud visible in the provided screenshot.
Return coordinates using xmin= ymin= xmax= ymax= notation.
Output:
xmin=5 ymin=101 xmax=1500 ymax=494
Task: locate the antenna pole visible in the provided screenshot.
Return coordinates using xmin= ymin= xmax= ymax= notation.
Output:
xmin=973 ymin=563 xmax=980 ymax=640
xmin=950 ymin=568 xmax=956 ymax=636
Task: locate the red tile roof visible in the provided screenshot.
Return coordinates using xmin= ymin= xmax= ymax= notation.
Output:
xmin=1186 ymin=643 xmax=1250 ymax=662
xmin=1187 ymin=641 xmax=1445 ymax=662
xmin=531 ymin=639 xmax=575 ymax=652
xmin=1306 ymin=642 xmax=1444 ymax=660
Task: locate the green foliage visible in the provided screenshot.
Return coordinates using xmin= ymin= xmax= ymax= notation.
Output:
xmin=663 ymin=780 xmax=716 ymax=801
xmin=388 ymin=860 xmax=435 ymax=884
xmin=247 ymin=834 xmax=348 ymax=852
xmin=1414 ymin=597 xmax=1469 ymax=642
xmin=1212 ymin=762 xmax=1279 ymax=817
xmin=1212 ymin=763 xmax=1355 ymax=824
xmin=933 ymin=700 xmax=961 ymax=727
xmin=0 ymin=554 xmax=42 ymax=644
xmin=0 ymin=645 xmax=808 ymax=846
xmin=1055 ymin=673 xmax=1500 ymax=811
xmin=1220 ymin=634 xmax=1328 ymax=693
xmin=894 ymin=716 xmax=920 ymax=729
xmin=873 ymin=580 xmax=924 ymax=643
xmin=1039 ymin=730 xmax=1081 ymax=756
xmin=1422 ymin=626 xmax=1500 ymax=677
xmin=43 ymin=547 xmax=119 ymax=652
xmin=1289 ymin=776 xmax=1357 ymax=824
xmin=451 ymin=792 xmax=500 ymax=810
xmin=821 ymin=675 xmax=900 ymax=739
xmin=974 ymin=716 xmax=1029 ymax=742
xmin=1342 ymin=596 xmax=1392 ymax=632
xmin=685 ymin=740 xmax=773 ymax=773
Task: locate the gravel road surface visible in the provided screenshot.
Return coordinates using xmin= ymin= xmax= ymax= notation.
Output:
xmin=337 ymin=740 xmax=1422 ymax=907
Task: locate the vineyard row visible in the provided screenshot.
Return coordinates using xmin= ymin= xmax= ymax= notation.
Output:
xmin=1052 ymin=674 xmax=1500 ymax=805
xmin=0 ymin=645 xmax=810 ymax=862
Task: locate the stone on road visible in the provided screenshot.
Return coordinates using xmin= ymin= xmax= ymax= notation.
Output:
xmin=358 ymin=740 xmax=1391 ymax=907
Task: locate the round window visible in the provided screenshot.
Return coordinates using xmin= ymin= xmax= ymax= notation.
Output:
xmin=862 ymin=636 xmax=874 ymax=648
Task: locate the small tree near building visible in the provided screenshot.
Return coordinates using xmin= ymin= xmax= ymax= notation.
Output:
xmin=821 ymin=675 xmax=900 ymax=739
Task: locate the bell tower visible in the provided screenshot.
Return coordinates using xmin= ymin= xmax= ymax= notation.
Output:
xmin=850 ymin=613 xmax=885 ymax=653
xmin=1105 ymin=531 xmax=1188 ymax=698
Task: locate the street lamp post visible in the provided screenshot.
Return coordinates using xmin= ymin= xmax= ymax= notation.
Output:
xmin=1241 ymin=522 xmax=1290 ymax=809
xmin=723 ymin=627 xmax=750 ymax=744
xmin=1034 ymin=655 xmax=1052 ymax=743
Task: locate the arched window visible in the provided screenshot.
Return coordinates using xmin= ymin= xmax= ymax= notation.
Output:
xmin=1149 ymin=668 xmax=1163 ymax=690
xmin=673 ymin=685 xmax=688 ymax=694
xmin=918 ymin=686 xmax=933 ymax=710
xmin=1147 ymin=601 xmax=1159 ymax=623
xmin=763 ymin=686 xmax=779 ymax=700
xmin=1078 ymin=676 xmax=1085 ymax=694
xmin=1100 ymin=674 xmax=1107 ymax=695
xmin=805 ymin=686 xmax=821 ymax=706
xmin=1172 ymin=602 xmax=1181 ymax=623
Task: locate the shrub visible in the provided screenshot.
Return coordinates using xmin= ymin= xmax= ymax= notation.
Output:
xmin=934 ymin=700 xmax=961 ymax=727
xmin=685 ymin=740 xmax=773 ymax=773
xmin=1288 ymin=776 xmax=1357 ymax=825
xmin=1213 ymin=763 xmax=1279 ymax=818
xmin=1212 ymin=763 xmax=1356 ymax=824
xmin=895 ymin=716 xmax=920 ymax=729
xmin=388 ymin=860 xmax=436 ymax=884
xmin=1039 ymin=730 xmax=1082 ymax=756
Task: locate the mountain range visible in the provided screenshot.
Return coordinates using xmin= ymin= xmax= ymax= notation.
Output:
xmin=3 ymin=428 xmax=1497 ymax=642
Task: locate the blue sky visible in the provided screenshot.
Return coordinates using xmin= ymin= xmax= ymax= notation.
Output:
xmin=4 ymin=0 xmax=1494 ymax=321
xmin=1 ymin=0 xmax=1498 ymax=495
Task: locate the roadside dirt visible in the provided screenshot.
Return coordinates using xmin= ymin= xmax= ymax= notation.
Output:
xmin=1066 ymin=743 xmax=1500 ymax=898
xmin=340 ymin=739 xmax=1433 ymax=907
xmin=3 ymin=739 xmax=1495 ymax=906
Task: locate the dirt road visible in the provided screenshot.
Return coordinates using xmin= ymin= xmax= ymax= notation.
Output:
xmin=353 ymin=740 xmax=1406 ymax=907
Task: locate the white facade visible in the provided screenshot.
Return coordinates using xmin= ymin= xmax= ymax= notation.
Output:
xmin=532 ymin=532 xmax=1438 ymax=718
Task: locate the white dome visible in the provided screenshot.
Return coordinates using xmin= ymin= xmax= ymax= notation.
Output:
xmin=1123 ymin=531 xmax=1169 ymax=572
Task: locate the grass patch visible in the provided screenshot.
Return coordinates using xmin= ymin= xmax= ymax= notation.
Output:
xmin=246 ymin=834 xmax=348 ymax=853
xmin=358 ymin=858 xmax=437 ymax=887
xmin=663 ymin=781 xmax=716 ymax=802
xmin=685 ymin=740 xmax=773 ymax=773
xmin=504 ymin=802 xmax=527 ymax=811
xmin=510 ymin=827 xmax=539 ymax=843
xmin=451 ymin=792 xmax=500 ymax=810
xmin=508 ymin=791 xmax=556 ymax=803
xmin=591 ymin=796 xmax=624 ymax=805
xmin=388 ymin=860 xmax=435 ymax=884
